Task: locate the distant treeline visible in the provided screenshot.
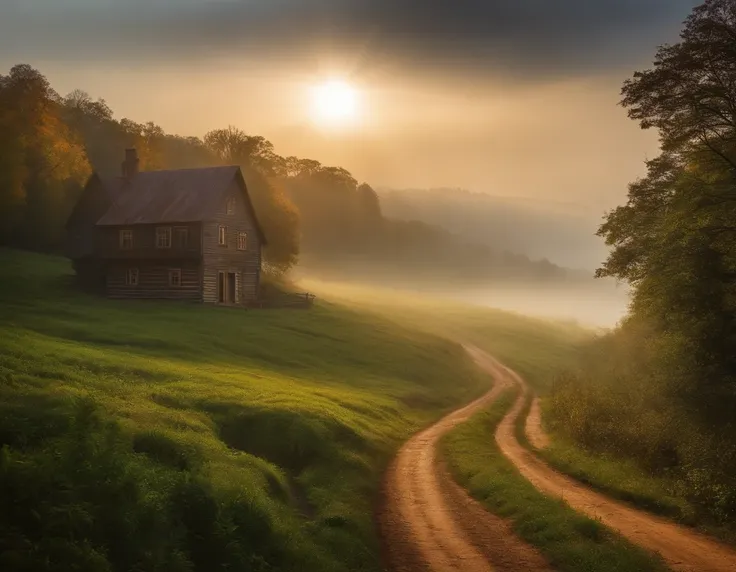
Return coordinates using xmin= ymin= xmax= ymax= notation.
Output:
xmin=0 ymin=63 xmax=575 ymax=283
xmin=379 ymin=187 xmax=608 ymax=271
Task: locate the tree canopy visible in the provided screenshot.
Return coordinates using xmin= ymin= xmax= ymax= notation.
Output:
xmin=598 ymin=0 xmax=736 ymax=404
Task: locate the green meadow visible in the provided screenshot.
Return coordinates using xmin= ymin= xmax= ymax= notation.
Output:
xmin=0 ymin=248 xmax=592 ymax=571
xmin=0 ymin=248 xmax=490 ymax=571
xmin=299 ymin=277 xmax=589 ymax=390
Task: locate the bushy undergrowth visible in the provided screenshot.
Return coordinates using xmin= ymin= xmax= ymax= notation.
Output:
xmin=545 ymin=319 xmax=736 ymax=533
xmin=0 ymin=400 xmax=311 ymax=572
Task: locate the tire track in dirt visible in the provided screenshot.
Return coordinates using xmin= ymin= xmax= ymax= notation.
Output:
xmin=378 ymin=344 xmax=552 ymax=572
xmin=524 ymin=397 xmax=550 ymax=450
xmin=466 ymin=346 xmax=736 ymax=572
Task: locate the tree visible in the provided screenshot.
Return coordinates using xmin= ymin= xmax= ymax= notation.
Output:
xmin=0 ymin=65 xmax=90 ymax=249
xmin=119 ymin=119 xmax=165 ymax=171
xmin=621 ymin=0 xmax=736 ymax=169
xmin=204 ymin=126 xmax=284 ymax=176
xmin=598 ymin=0 xmax=736 ymax=404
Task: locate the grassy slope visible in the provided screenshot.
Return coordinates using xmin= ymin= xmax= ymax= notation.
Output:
xmin=300 ymin=278 xmax=588 ymax=391
xmin=2 ymin=249 xmax=494 ymax=571
xmin=9 ymin=250 xmax=665 ymax=571
xmin=307 ymin=280 xmax=736 ymax=549
xmin=440 ymin=391 xmax=669 ymax=572
xmin=304 ymin=280 xmax=704 ymax=561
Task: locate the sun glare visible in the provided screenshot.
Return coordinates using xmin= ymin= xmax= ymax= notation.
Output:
xmin=310 ymin=79 xmax=360 ymax=128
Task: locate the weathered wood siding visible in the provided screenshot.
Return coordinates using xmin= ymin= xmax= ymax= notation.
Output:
xmin=96 ymin=223 xmax=202 ymax=259
xmin=106 ymin=261 xmax=201 ymax=301
xmin=202 ymin=180 xmax=262 ymax=304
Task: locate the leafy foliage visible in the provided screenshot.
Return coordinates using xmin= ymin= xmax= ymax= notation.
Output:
xmin=0 ymin=65 xmax=91 ymax=250
xmin=548 ymin=0 xmax=736 ymax=535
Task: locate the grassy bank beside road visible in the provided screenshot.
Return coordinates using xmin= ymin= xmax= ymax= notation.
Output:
xmin=440 ymin=390 xmax=669 ymax=572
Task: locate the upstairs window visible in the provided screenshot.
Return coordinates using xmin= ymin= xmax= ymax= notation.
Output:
xmin=218 ymin=225 xmax=227 ymax=246
xmin=226 ymin=197 xmax=236 ymax=215
xmin=169 ymin=268 xmax=182 ymax=287
xmin=119 ymin=229 xmax=133 ymax=249
xmin=125 ymin=268 xmax=139 ymax=286
xmin=156 ymin=227 xmax=172 ymax=249
xmin=237 ymin=231 xmax=247 ymax=251
xmin=175 ymin=227 xmax=189 ymax=248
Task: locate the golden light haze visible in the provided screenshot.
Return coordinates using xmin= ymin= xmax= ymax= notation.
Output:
xmin=309 ymin=79 xmax=361 ymax=129
xmin=24 ymin=57 xmax=659 ymax=216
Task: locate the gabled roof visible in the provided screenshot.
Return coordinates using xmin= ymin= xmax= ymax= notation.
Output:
xmin=94 ymin=166 xmax=267 ymax=244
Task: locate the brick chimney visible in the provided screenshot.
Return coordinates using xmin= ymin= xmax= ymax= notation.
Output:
xmin=121 ymin=148 xmax=140 ymax=179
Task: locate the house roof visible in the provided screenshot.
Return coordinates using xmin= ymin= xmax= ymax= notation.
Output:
xmin=95 ymin=166 xmax=267 ymax=244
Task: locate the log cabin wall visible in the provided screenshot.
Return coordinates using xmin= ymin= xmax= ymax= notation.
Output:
xmin=202 ymin=180 xmax=262 ymax=305
xmin=97 ymin=222 xmax=202 ymax=260
xmin=106 ymin=261 xmax=201 ymax=301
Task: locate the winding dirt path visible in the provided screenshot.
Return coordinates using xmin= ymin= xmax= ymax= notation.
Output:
xmin=467 ymin=347 xmax=736 ymax=572
xmin=378 ymin=344 xmax=552 ymax=572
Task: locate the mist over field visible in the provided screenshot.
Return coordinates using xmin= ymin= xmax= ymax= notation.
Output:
xmin=451 ymin=282 xmax=628 ymax=328
xmin=299 ymin=270 xmax=629 ymax=329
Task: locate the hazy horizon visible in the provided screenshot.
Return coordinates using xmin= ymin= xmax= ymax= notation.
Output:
xmin=1 ymin=0 xmax=703 ymax=284
xmin=1 ymin=1 xmax=698 ymax=216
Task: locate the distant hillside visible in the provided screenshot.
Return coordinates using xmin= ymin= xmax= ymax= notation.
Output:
xmin=377 ymin=188 xmax=610 ymax=271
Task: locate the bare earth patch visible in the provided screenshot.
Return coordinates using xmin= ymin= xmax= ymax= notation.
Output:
xmin=466 ymin=346 xmax=736 ymax=572
xmin=524 ymin=397 xmax=550 ymax=450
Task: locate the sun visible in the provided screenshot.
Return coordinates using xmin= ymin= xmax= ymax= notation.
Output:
xmin=310 ymin=79 xmax=360 ymax=128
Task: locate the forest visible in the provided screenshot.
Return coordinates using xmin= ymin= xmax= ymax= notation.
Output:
xmin=547 ymin=0 xmax=736 ymax=530
xmin=0 ymin=64 xmax=576 ymax=287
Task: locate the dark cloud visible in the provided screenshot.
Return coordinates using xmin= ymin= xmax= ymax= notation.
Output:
xmin=1 ymin=0 xmax=700 ymax=77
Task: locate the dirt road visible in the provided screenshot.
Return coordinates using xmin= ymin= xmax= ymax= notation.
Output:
xmin=466 ymin=347 xmax=736 ymax=572
xmin=379 ymin=344 xmax=552 ymax=572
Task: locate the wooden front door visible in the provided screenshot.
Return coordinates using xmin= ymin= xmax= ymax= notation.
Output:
xmin=218 ymin=271 xmax=225 ymax=303
xmin=228 ymin=272 xmax=236 ymax=304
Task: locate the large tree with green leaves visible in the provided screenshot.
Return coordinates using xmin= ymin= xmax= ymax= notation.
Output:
xmin=598 ymin=0 xmax=736 ymax=405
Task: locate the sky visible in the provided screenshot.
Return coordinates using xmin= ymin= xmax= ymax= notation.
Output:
xmin=1 ymin=0 xmax=700 ymax=214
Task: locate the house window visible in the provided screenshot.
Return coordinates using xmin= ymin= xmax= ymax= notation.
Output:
xmin=156 ymin=227 xmax=172 ymax=249
xmin=218 ymin=225 xmax=227 ymax=246
xmin=169 ymin=268 xmax=182 ymax=287
xmin=119 ymin=229 xmax=133 ymax=249
xmin=175 ymin=227 xmax=189 ymax=248
xmin=237 ymin=231 xmax=247 ymax=251
xmin=125 ymin=268 xmax=139 ymax=286
xmin=226 ymin=197 xmax=236 ymax=215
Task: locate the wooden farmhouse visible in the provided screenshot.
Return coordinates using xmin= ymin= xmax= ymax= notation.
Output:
xmin=66 ymin=149 xmax=267 ymax=305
